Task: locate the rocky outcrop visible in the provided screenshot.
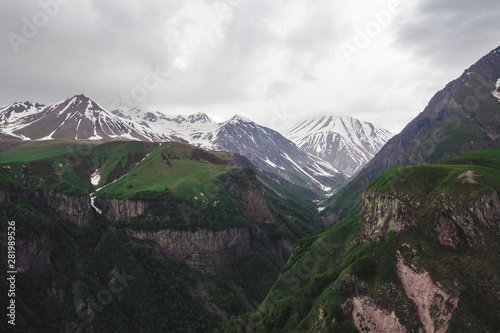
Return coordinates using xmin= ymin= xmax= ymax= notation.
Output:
xmin=127 ymin=227 xmax=251 ymax=275
xmin=0 ymin=189 xmax=93 ymax=227
xmin=95 ymin=197 xmax=149 ymax=221
xmin=396 ymin=251 xmax=458 ymax=333
xmin=361 ymin=191 xmax=419 ymax=243
xmin=434 ymin=193 xmax=477 ymax=247
xmin=433 ymin=191 xmax=500 ymax=247
xmin=468 ymin=191 xmax=500 ymax=228
xmin=0 ymin=189 xmax=30 ymax=203
xmin=362 ymin=188 xmax=500 ymax=246
xmin=351 ymin=295 xmax=407 ymax=333
xmin=34 ymin=190 xmax=94 ymax=227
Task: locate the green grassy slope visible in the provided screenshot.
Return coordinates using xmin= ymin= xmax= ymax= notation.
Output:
xmin=95 ymin=142 xmax=240 ymax=199
xmin=0 ymin=140 xmax=159 ymax=195
xmin=0 ymin=140 xmax=240 ymax=200
xmin=0 ymin=140 xmax=96 ymax=163
xmin=370 ymin=148 xmax=500 ymax=199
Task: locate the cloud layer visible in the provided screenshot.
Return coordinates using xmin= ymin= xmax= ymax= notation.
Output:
xmin=1 ymin=0 xmax=499 ymax=133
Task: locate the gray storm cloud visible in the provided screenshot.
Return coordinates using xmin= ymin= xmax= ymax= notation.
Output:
xmin=0 ymin=0 xmax=499 ymax=133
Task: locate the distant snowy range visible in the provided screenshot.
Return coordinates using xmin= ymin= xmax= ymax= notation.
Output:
xmin=0 ymin=94 xmax=393 ymax=191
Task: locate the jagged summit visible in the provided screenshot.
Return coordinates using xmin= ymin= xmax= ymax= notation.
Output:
xmin=226 ymin=114 xmax=253 ymax=123
xmin=285 ymin=115 xmax=392 ymax=176
xmin=187 ymin=112 xmax=213 ymax=124
xmin=0 ymin=95 xmax=147 ymax=141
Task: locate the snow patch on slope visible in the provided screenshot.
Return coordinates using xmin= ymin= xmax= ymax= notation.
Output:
xmin=281 ymin=152 xmax=331 ymax=191
xmin=493 ymin=78 xmax=500 ymax=101
xmin=91 ymin=170 xmax=101 ymax=186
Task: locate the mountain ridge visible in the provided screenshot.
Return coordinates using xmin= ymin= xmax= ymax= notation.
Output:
xmin=2 ymin=97 xmax=374 ymax=191
xmin=284 ymin=115 xmax=393 ymax=177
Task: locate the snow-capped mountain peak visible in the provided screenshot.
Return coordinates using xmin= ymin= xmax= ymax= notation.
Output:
xmin=285 ymin=115 xmax=393 ymax=176
xmin=226 ymin=114 xmax=253 ymax=124
xmin=187 ymin=112 xmax=214 ymax=124
xmin=0 ymin=95 xmax=382 ymax=190
xmin=111 ymin=107 xmax=216 ymax=142
xmin=0 ymin=101 xmax=45 ymax=126
xmin=0 ymin=95 xmax=148 ymax=141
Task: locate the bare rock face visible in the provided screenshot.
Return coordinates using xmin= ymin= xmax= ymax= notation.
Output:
xmin=468 ymin=191 xmax=500 ymax=228
xmin=362 ymin=188 xmax=500 ymax=247
xmin=220 ymin=170 xmax=276 ymax=224
xmin=396 ymin=251 xmax=458 ymax=333
xmin=435 ymin=214 xmax=462 ymax=247
xmin=0 ymin=189 xmax=30 ymax=203
xmin=35 ymin=190 xmax=94 ymax=227
xmin=361 ymin=191 xmax=419 ymax=243
xmin=351 ymin=295 xmax=407 ymax=333
xmin=433 ymin=194 xmax=477 ymax=247
xmin=95 ymin=197 xmax=149 ymax=221
xmin=127 ymin=227 xmax=251 ymax=275
xmin=433 ymin=191 xmax=500 ymax=247
xmin=0 ymin=189 xmax=93 ymax=227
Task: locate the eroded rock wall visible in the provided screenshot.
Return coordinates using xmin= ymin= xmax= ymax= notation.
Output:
xmin=127 ymin=227 xmax=251 ymax=275
xmin=361 ymin=191 xmax=419 ymax=243
xmin=95 ymin=197 xmax=149 ymax=221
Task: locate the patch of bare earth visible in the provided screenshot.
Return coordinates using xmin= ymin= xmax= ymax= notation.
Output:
xmin=396 ymin=251 xmax=458 ymax=333
xmin=351 ymin=296 xmax=407 ymax=332
xmin=458 ymin=170 xmax=478 ymax=184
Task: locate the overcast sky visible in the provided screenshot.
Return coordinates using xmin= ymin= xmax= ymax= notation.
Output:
xmin=1 ymin=0 xmax=499 ymax=133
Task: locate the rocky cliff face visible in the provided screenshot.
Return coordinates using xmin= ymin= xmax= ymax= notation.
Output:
xmin=0 ymin=189 xmax=93 ymax=227
xmin=95 ymin=197 xmax=149 ymax=221
xmin=237 ymin=186 xmax=275 ymax=224
xmin=361 ymin=188 xmax=500 ymax=247
xmin=360 ymin=191 xmax=419 ymax=243
xmin=127 ymin=227 xmax=250 ymax=275
xmin=34 ymin=190 xmax=94 ymax=227
xmin=352 ymin=180 xmax=500 ymax=332
xmin=219 ymin=169 xmax=276 ymax=224
xmin=0 ymin=189 xmax=30 ymax=203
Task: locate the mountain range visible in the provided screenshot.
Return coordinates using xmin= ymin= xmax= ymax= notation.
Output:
xmin=0 ymin=95 xmax=392 ymax=192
